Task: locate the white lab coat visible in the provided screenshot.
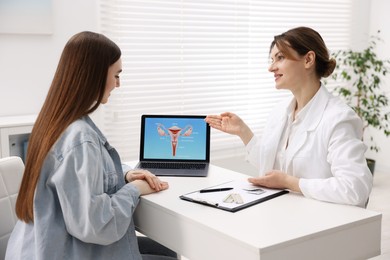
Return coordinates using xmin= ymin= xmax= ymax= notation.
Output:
xmin=246 ymin=86 xmax=373 ymax=207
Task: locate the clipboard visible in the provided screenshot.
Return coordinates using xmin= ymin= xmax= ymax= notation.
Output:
xmin=179 ymin=180 xmax=289 ymax=212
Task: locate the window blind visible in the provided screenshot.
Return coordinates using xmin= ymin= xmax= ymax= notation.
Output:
xmin=99 ymin=0 xmax=353 ymax=162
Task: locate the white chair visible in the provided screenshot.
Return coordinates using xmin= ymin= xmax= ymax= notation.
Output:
xmin=0 ymin=157 xmax=24 ymax=260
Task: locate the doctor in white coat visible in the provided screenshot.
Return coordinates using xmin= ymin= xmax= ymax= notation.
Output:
xmin=206 ymin=27 xmax=372 ymax=207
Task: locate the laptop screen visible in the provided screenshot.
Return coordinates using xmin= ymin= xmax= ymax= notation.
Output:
xmin=140 ymin=115 xmax=210 ymax=162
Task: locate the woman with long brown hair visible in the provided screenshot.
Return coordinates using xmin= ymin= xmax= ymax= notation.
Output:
xmin=6 ymin=31 xmax=177 ymax=260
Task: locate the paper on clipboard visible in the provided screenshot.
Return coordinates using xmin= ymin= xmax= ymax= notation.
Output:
xmin=179 ymin=180 xmax=289 ymax=212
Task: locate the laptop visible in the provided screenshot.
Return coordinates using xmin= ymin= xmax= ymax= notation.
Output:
xmin=134 ymin=114 xmax=210 ymax=177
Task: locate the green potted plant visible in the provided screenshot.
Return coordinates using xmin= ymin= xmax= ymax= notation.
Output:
xmin=329 ymin=31 xmax=390 ymax=174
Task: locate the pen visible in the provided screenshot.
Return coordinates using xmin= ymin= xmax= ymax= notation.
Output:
xmin=199 ymin=187 xmax=233 ymax=193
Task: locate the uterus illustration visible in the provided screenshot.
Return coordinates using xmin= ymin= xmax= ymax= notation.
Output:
xmin=157 ymin=123 xmax=193 ymax=156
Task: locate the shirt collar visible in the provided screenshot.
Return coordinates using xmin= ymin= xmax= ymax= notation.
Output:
xmin=286 ymin=86 xmax=321 ymax=123
xmin=82 ymin=115 xmax=108 ymax=145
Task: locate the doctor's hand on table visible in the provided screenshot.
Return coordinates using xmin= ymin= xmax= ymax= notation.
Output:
xmin=248 ymin=170 xmax=301 ymax=193
xmin=125 ymin=169 xmax=169 ymax=195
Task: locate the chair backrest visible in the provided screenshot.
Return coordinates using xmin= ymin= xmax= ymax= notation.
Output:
xmin=0 ymin=157 xmax=24 ymax=260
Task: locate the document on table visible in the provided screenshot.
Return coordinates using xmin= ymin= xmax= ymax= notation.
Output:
xmin=179 ymin=180 xmax=289 ymax=212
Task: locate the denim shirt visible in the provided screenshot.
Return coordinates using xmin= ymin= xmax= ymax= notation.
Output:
xmin=6 ymin=116 xmax=142 ymax=260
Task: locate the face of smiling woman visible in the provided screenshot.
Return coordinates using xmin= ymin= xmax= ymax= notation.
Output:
xmin=102 ymin=58 xmax=122 ymax=104
xmin=268 ymin=44 xmax=308 ymax=92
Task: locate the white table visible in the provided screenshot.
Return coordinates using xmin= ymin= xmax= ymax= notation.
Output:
xmin=130 ymin=163 xmax=382 ymax=260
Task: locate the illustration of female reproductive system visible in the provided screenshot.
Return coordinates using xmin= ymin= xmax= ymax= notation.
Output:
xmin=157 ymin=123 xmax=193 ymax=156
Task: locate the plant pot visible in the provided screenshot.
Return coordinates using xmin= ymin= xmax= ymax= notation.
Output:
xmin=366 ymin=158 xmax=375 ymax=175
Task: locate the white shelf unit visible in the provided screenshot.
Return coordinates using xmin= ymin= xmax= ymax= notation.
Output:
xmin=0 ymin=115 xmax=36 ymax=162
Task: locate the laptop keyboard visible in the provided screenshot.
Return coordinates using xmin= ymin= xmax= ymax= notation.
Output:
xmin=140 ymin=162 xmax=206 ymax=170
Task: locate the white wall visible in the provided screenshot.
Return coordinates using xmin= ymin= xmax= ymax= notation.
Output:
xmin=0 ymin=0 xmax=388 ymax=173
xmin=366 ymin=0 xmax=390 ymax=173
xmin=0 ymin=0 xmax=98 ymax=117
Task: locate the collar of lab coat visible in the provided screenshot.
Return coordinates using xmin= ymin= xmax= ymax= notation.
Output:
xmin=283 ymin=85 xmax=330 ymax=171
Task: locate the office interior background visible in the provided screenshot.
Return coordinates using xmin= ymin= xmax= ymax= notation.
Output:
xmin=0 ymin=1 xmax=389 ymax=259
xmin=0 ymin=0 xmax=389 ymax=173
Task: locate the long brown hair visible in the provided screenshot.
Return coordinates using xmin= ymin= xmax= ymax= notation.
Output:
xmin=270 ymin=26 xmax=336 ymax=78
xmin=16 ymin=31 xmax=121 ymax=222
